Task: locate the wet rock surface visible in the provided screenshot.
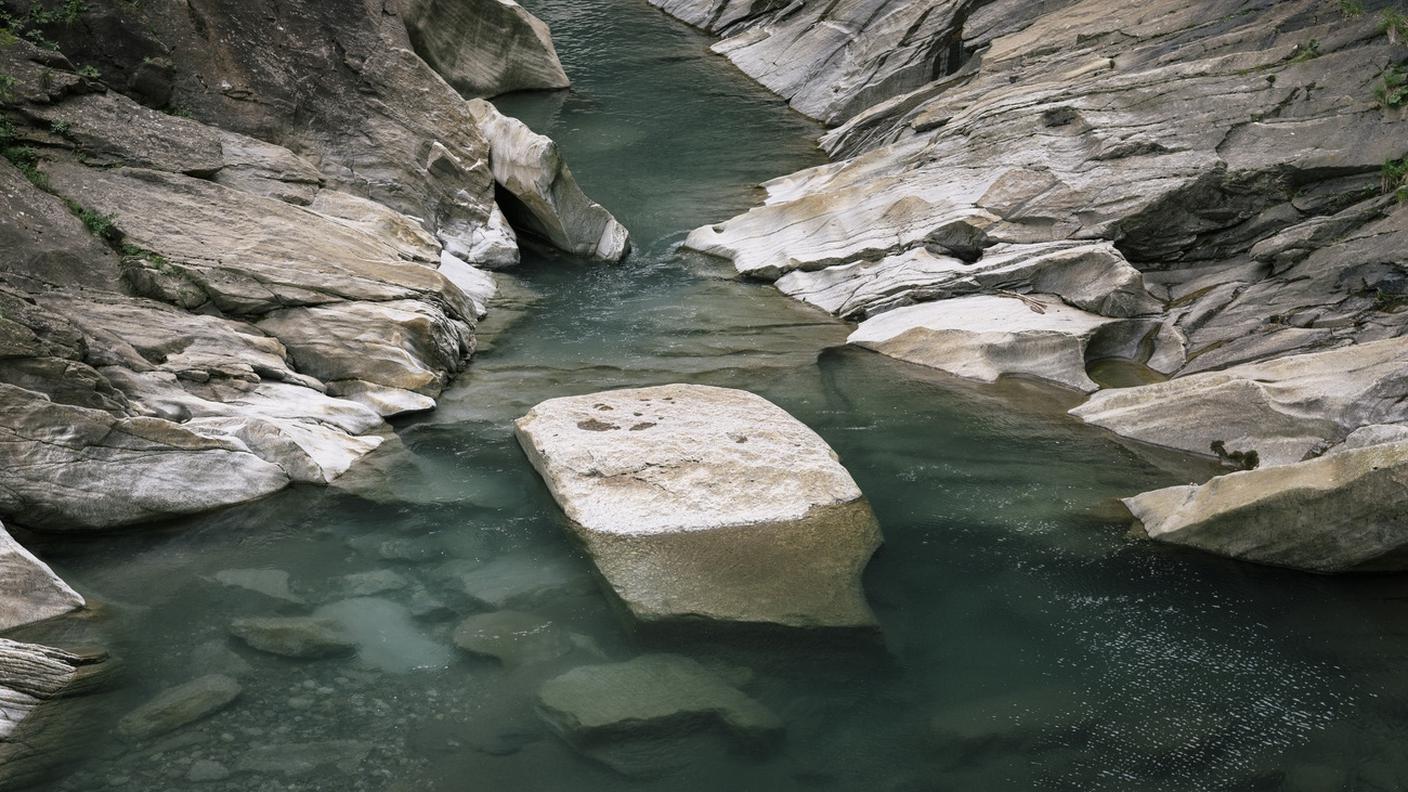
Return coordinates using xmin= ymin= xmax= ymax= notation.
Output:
xmin=116 ymin=674 xmax=242 ymax=741
xmin=516 ymin=384 xmax=882 ymax=629
xmin=657 ymin=0 xmax=1408 ymax=569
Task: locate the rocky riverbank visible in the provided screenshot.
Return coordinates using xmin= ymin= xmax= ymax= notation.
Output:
xmin=656 ymin=0 xmax=1408 ymax=571
xmin=1 ymin=0 xmax=626 ymax=783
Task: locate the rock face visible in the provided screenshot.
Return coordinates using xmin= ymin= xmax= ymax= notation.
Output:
xmin=516 ymin=384 xmax=881 ymax=629
xmin=468 ymin=99 xmax=632 ymax=262
xmin=536 ymin=654 xmax=783 ymax=776
xmin=1073 ymin=338 xmax=1408 ymax=467
xmin=403 ymin=0 xmax=572 ymax=97
xmin=0 ymin=641 xmax=112 ymax=792
xmin=0 ymin=521 xmax=84 ymax=631
xmin=0 ymin=0 xmax=623 ymax=531
xmin=1125 ymin=442 xmax=1408 ymax=573
xmin=657 ymin=0 xmax=1408 ymax=569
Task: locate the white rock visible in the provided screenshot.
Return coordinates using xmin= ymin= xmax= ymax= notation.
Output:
xmin=515 ymin=384 xmax=881 ymax=629
xmin=438 ymin=252 xmax=498 ymax=318
xmin=467 ymin=99 xmax=630 ymax=262
xmin=403 ymin=0 xmax=571 ymax=98
xmin=849 ymin=294 xmax=1122 ymax=392
xmin=1072 ymin=338 xmax=1408 ymax=466
xmin=1124 ymin=441 xmax=1408 ymax=572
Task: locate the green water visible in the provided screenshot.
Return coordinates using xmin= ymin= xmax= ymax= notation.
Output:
xmin=20 ymin=1 xmax=1408 ymax=790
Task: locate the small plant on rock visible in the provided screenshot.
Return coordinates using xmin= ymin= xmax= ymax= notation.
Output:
xmin=1338 ymin=0 xmax=1365 ymax=17
xmin=1379 ymin=65 xmax=1408 ymax=108
xmin=1385 ymin=156 xmax=1408 ymax=201
xmin=1385 ymin=8 xmax=1408 ymax=45
xmin=1292 ymin=38 xmax=1322 ymax=62
xmin=1211 ymin=441 xmax=1260 ymax=471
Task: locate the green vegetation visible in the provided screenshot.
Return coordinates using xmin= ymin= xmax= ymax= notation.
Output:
xmin=1338 ymin=0 xmax=1366 ymax=16
xmin=75 ymin=63 xmax=98 ymax=79
xmin=1385 ymin=156 xmax=1408 ymax=201
xmin=1384 ymin=7 xmax=1408 ymax=44
xmin=1378 ymin=65 xmax=1408 ymax=108
xmin=2 ymin=143 xmax=46 ymax=186
xmin=0 ymin=0 xmax=89 ymax=50
xmin=1292 ymin=38 xmax=1322 ymax=62
xmin=59 ymin=197 xmax=120 ymax=242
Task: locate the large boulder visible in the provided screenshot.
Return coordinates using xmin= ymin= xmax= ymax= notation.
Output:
xmin=515 ymin=384 xmax=881 ymax=630
xmin=403 ymin=0 xmax=571 ymax=98
xmin=848 ymin=294 xmax=1142 ymax=393
xmin=467 ymin=99 xmax=631 ymax=262
xmin=1124 ymin=441 xmax=1408 ymax=573
xmin=0 ymin=522 xmax=84 ymax=631
xmin=1072 ymin=338 xmax=1408 ymax=467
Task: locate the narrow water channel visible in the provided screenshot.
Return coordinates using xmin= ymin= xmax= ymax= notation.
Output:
xmin=24 ymin=1 xmax=1408 ymax=790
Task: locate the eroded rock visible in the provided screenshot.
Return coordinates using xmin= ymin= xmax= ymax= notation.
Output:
xmin=403 ymin=0 xmax=571 ymax=97
xmin=1125 ymin=441 xmax=1408 ymax=573
xmin=0 ymin=521 xmax=84 ymax=632
xmin=516 ymin=384 xmax=881 ymax=630
xmin=116 ymin=674 xmax=242 ymax=741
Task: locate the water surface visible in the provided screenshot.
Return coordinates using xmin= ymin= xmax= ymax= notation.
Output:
xmin=24 ymin=2 xmax=1408 ymax=790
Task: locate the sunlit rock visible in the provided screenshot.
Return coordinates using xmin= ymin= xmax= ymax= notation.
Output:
xmin=516 ymin=384 xmax=882 ymax=630
xmin=1125 ymin=441 xmax=1408 ymax=573
xmin=849 ymin=294 xmax=1123 ymax=393
xmin=467 ymin=99 xmax=631 ymax=262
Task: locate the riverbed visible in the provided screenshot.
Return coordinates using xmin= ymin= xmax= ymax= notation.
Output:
xmin=26 ymin=1 xmax=1408 ymax=790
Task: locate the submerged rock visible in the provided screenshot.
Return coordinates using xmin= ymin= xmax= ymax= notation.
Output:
xmin=0 ymin=522 xmax=84 ymax=632
xmin=116 ymin=674 xmax=242 ymax=741
xmin=235 ymin=740 xmax=372 ymax=777
xmin=452 ymin=610 xmax=576 ymax=667
xmin=403 ymin=0 xmax=571 ymax=98
xmin=0 ymin=641 xmax=113 ymax=791
xmin=314 ymin=598 xmax=454 ymax=673
xmin=211 ymin=569 xmax=303 ymax=604
xmin=228 ymin=617 xmax=357 ymax=659
xmin=516 ymin=384 xmax=882 ymax=630
xmin=1125 ymin=441 xmax=1408 ymax=573
xmin=537 ymin=654 xmax=783 ymax=776
xmin=467 ymin=99 xmax=631 ymax=262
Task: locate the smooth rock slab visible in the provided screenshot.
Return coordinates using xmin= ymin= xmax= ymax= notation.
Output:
xmin=537 ymin=654 xmax=783 ymax=775
xmin=515 ymin=384 xmax=882 ymax=630
xmin=1124 ymin=441 xmax=1408 ymax=573
xmin=228 ymin=617 xmax=357 ymax=659
xmin=235 ymin=740 xmax=372 ymax=777
xmin=116 ymin=674 xmax=242 ymax=741
xmin=848 ymin=294 xmax=1121 ymax=393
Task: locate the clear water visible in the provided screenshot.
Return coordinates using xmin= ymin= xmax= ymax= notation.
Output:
xmin=18 ymin=1 xmax=1408 ymax=790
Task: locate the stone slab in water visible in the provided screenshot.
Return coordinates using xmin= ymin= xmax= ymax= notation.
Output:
xmin=0 ymin=521 xmax=85 ymax=632
xmin=1125 ymin=440 xmax=1408 ymax=573
xmin=116 ymin=674 xmax=242 ymax=741
xmin=228 ymin=617 xmax=357 ymax=659
xmin=515 ymin=383 xmax=882 ymax=630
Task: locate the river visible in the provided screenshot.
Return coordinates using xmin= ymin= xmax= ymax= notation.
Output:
xmin=29 ymin=1 xmax=1408 ymax=790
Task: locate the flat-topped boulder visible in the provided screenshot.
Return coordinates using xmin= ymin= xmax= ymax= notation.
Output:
xmin=515 ymin=384 xmax=881 ymax=630
xmin=848 ymin=294 xmax=1129 ymax=393
xmin=1125 ymin=441 xmax=1408 ymax=573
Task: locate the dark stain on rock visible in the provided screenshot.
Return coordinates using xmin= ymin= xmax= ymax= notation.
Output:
xmin=629 ymin=422 xmax=657 ymax=431
xmin=576 ymin=419 xmax=618 ymax=432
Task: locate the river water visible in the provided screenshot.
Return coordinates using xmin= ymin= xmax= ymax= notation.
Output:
xmin=24 ymin=1 xmax=1408 ymax=790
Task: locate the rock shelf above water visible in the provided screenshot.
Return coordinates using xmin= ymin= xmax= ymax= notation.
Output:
xmin=515 ymin=384 xmax=882 ymax=630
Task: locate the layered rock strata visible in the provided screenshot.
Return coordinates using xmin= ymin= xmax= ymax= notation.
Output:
xmin=516 ymin=384 xmax=882 ymax=629
xmin=658 ymin=0 xmax=1408 ymax=570
xmin=0 ymin=0 xmax=625 ymax=530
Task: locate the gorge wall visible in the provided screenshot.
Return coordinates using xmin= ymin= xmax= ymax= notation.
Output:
xmin=655 ymin=0 xmax=1408 ymax=571
xmin=0 ymin=0 xmax=624 ymax=533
